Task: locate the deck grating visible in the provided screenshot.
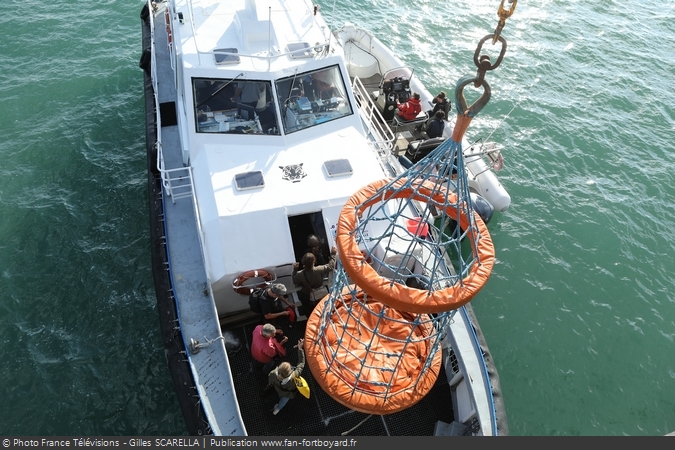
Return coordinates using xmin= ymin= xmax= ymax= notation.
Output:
xmin=225 ymin=320 xmax=454 ymax=436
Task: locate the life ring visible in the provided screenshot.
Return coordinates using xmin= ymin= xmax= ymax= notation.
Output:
xmin=232 ymin=269 xmax=274 ymax=295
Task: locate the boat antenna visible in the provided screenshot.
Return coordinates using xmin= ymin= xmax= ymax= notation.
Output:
xmin=196 ymin=72 xmax=244 ymax=108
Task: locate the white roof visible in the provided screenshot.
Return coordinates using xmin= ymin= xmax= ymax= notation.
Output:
xmin=175 ymin=0 xmax=334 ymax=75
xmin=192 ymin=125 xmax=387 ymax=279
xmin=171 ymin=0 xmax=394 ymax=282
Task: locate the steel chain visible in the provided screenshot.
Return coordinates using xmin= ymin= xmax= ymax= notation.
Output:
xmin=473 ymin=0 xmax=517 ymax=87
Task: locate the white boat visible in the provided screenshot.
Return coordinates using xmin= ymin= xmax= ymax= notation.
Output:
xmin=335 ymin=24 xmax=511 ymax=214
xmin=140 ymin=0 xmax=510 ymax=436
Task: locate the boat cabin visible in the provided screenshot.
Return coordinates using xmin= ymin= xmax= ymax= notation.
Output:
xmin=193 ymin=64 xmax=354 ymax=136
xmin=160 ymin=2 xmax=392 ymax=315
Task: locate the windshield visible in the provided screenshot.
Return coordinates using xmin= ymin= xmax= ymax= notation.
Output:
xmin=193 ymin=78 xmax=279 ymax=135
xmin=276 ymin=65 xmax=353 ymax=134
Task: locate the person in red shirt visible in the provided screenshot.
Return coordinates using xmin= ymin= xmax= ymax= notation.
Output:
xmin=251 ymin=323 xmax=287 ymax=373
xmin=397 ymin=92 xmax=422 ymax=121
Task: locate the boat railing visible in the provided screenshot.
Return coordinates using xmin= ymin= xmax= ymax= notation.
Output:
xmin=164 ymin=2 xmax=175 ymax=70
xmin=149 ymin=1 xmax=213 ymax=296
xmin=157 ymin=144 xmax=194 ymax=204
xmin=201 ymin=41 xmax=333 ymax=64
xmin=147 ymin=4 xmax=194 ymax=204
xmin=183 ymin=0 xmax=332 ymax=65
xmin=351 ymin=76 xmax=396 ymax=155
xmin=458 ymin=306 xmax=500 ymax=435
xmin=464 ymin=141 xmax=505 ymax=178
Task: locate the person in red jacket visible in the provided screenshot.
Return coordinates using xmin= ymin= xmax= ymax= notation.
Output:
xmin=251 ymin=323 xmax=287 ymax=373
xmin=396 ymin=92 xmax=422 ymax=121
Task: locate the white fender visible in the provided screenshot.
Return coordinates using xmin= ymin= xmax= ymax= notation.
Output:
xmin=465 ymin=154 xmax=511 ymax=212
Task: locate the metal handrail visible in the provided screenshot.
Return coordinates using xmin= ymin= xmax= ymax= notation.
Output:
xmin=148 ymin=2 xmax=194 ymax=203
xmin=185 ymin=0 xmax=333 ymax=64
xmin=157 ymin=143 xmax=193 ymax=204
xmin=351 ymin=76 xmax=395 ymax=155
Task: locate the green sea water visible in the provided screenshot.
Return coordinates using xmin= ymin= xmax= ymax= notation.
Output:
xmin=0 ymin=0 xmax=674 ymax=436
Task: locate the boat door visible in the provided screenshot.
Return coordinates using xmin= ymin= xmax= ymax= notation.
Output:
xmin=287 ymin=211 xmax=331 ymax=266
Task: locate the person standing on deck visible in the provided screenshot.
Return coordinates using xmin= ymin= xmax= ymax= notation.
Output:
xmin=292 ymin=247 xmax=337 ymax=315
xmin=251 ymin=323 xmax=287 ymax=374
xmin=259 ymin=283 xmax=295 ymax=325
xmin=301 ymin=234 xmax=327 ymax=268
xmin=268 ymin=338 xmax=306 ymax=415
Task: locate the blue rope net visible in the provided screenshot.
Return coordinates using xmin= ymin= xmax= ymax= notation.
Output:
xmin=353 ymin=139 xmax=480 ymax=289
xmin=305 ymin=133 xmax=495 ymax=414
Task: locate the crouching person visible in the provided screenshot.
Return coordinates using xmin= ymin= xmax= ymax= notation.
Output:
xmin=268 ymin=338 xmax=305 ymax=415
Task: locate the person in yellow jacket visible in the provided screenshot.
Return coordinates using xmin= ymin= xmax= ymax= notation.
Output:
xmin=268 ymin=338 xmax=305 ymax=415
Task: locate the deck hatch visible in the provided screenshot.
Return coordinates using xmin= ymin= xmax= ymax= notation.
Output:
xmin=214 ymin=48 xmax=240 ymax=65
xmin=286 ymin=42 xmax=313 ymax=59
xmin=159 ymin=102 xmax=177 ymax=127
xmin=234 ymin=171 xmax=265 ymax=191
xmin=323 ymin=159 xmax=353 ymax=178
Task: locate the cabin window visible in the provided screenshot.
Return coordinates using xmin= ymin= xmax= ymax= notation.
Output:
xmin=276 ymin=65 xmax=353 ymax=134
xmin=192 ymin=78 xmax=279 ymax=135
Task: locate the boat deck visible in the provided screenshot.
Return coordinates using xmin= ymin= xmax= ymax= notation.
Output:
xmin=224 ymin=319 xmax=456 ymax=436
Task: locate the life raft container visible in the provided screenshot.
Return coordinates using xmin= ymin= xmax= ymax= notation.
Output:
xmin=336 ymin=178 xmax=494 ymax=313
xmin=232 ymin=269 xmax=274 ymax=295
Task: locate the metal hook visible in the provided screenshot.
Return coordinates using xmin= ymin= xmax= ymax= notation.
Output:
xmin=498 ymin=0 xmax=518 ymax=20
xmin=454 ymin=75 xmax=492 ymax=118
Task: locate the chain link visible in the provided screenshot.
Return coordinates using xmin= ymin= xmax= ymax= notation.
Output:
xmin=473 ymin=0 xmax=517 ymax=87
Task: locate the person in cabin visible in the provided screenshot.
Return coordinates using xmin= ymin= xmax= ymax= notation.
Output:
xmin=304 ymin=234 xmax=327 ymax=267
xmin=232 ymin=82 xmax=270 ymax=111
xmin=292 ymin=247 xmax=337 ymax=315
xmin=301 ymin=75 xmax=314 ymax=100
xmin=311 ymin=69 xmax=338 ymax=100
xmin=251 ymin=323 xmax=287 ymax=374
xmin=267 ymin=338 xmax=306 ymax=415
xmin=195 ymin=79 xmax=236 ymax=112
xmin=425 ymin=110 xmax=446 ymax=139
xmin=232 ymin=81 xmax=255 ymax=106
xmin=396 ymin=91 xmax=422 ymax=121
xmin=258 ymin=283 xmax=295 ymax=324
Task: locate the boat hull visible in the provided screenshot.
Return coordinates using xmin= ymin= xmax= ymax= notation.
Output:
xmin=142 ymin=5 xmax=212 ymax=435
